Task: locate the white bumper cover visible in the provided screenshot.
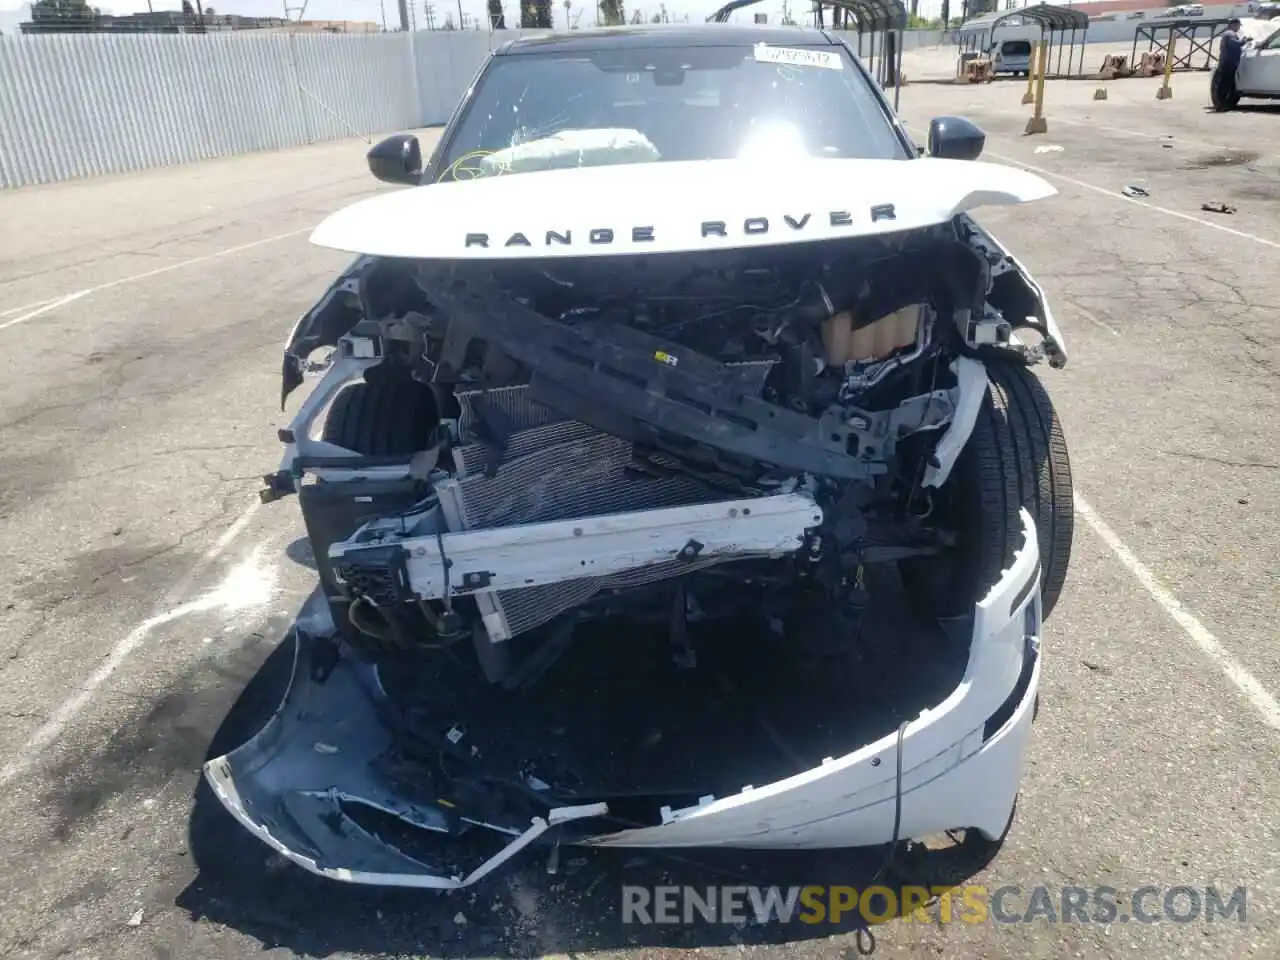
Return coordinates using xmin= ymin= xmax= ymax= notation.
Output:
xmin=203 ymin=510 xmax=1043 ymax=889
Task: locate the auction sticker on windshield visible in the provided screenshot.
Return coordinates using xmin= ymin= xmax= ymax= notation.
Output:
xmin=753 ymin=43 xmax=842 ymax=70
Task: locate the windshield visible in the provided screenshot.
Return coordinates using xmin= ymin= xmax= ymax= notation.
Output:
xmin=1001 ymin=40 xmax=1032 ymax=56
xmin=435 ymin=42 xmax=908 ymax=181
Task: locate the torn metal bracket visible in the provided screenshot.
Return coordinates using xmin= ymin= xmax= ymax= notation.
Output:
xmin=923 ymin=356 xmax=986 ymax=489
xmin=955 ymin=216 xmax=1069 ymax=370
xmin=282 ymin=256 xmax=376 ymax=408
xmin=1007 ymin=314 xmax=1067 ymax=369
xmin=260 ymin=470 xmax=297 ymax=503
xmin=885 ymin=388 xmax=957 ymax=438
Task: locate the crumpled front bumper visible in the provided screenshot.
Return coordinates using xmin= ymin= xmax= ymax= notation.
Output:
xmin=203 ymin=510 xmax=1044 ymax=890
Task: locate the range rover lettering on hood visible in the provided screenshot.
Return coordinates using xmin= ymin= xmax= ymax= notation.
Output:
xmin=463 ymin=206 xmax=897 ymax=249
xmin=310 ymin=158 xmax=1056 ymax=260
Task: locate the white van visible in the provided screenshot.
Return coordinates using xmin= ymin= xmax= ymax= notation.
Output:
xmin=990 ymin=25 xmax=1041 ymax=76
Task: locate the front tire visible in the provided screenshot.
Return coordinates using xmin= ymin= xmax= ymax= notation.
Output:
xmin=905 ymin=363 xmax=1074 ymax=619
xmin=992 ymin=363 xmax=1074 ymax=618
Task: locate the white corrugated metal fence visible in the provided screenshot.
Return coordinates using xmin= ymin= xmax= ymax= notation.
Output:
xmin=0 ymin=25 xmax=1051 ymax=190
xmin=0 ymin=28 xmax=581 ymax=189
xmin=0 ymin=31 xmax=423 ymax=188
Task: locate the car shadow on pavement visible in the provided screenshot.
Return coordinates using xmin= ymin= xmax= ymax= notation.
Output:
xmin=1203 ymin=103 xmax=1280 ymax=115
xmin=284 ymin=536 xmax=317 ymax=570
xmin=177 ymin=637 xmax=1009 ymax=958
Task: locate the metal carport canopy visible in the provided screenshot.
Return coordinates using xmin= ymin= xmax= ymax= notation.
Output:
xmin=983 ymin=3 xmax=1088 ymax=32
xmin=975 ymin=4 xmax=1091 ymax=79
xmin=708 ymin=0 xmax=908 ymax=32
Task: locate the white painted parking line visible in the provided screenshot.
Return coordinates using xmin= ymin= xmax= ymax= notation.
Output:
xmin=0 ymin=297 xmax=55 ymax=319
xmin=987 ymin=151 xmax=1280 ymax=251
xmin=0 ymin=291 xmax=90 ymax=331
xmin=1065 ymin=300 xmax=1120 ymax=338
xmin=1075 ymin=491 xmax=1280 ymax=732
xmin=0 ymin=500 xmax=265 ymax=787
xmin=0 ymin=227 xmax=311 ymax=335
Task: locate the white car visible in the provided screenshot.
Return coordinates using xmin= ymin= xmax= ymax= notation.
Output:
xmin=206 ymin=23 xmax=1073 ymax=891
xmin=1215 ymin=19 xmax=1280 ymax=108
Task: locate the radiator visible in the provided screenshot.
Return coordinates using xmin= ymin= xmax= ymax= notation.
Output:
xmin=446 ymin=372 xmax=775 ymax=641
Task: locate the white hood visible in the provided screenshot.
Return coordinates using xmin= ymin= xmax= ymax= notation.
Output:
xmin=309 ymin=157 xmax=1056 ymax=260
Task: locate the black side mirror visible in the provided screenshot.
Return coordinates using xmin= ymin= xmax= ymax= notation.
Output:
xmin=367 ymin=134 xmax=422 ymax=185
xmin=927 ymin=116 xmax=986 ymax=161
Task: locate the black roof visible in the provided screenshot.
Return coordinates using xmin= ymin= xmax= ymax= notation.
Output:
xmin=987 ymin=3 xmax=1088 ymax=32
xmin=496 ymin=24 xmax=838 ymax=55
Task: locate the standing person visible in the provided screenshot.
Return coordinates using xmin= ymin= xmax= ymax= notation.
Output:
xmin=1212 ymin=18 xmax=1252 ymax=110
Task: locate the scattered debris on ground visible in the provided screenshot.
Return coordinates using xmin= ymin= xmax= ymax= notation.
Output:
xmin=1201 ymin=201 xmax=1237 ymax=215
xmin=1034 ymin=144 xmax=1065 ymax=154
xmin=1184 ymin=149 xmax=1262 ymax=170
xmin=1122 ymin=183 xmax=1151 ymax=199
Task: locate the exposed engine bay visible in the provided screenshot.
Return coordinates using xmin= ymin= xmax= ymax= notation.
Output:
xmin=215 ymin=212 xmax=1068 ymax=887
xmin=270 ymin=215 xmax=1063 ymax=671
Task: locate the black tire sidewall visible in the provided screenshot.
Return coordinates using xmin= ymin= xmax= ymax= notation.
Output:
xmin=902 ymin=363 xmax=1073 ymax=620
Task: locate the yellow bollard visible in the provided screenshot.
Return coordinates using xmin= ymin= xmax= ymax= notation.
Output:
xmin=1021 ymin=41 xmax=1038 ymax=104
xmin=1025 ymin=42 xmax=1049 ymax=134
xmin=1156 ymin=32 xmax=1176 ymax=99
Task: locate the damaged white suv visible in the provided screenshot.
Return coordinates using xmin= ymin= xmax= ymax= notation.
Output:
xmin=206 ymin=24 xmax=1073 ymax=890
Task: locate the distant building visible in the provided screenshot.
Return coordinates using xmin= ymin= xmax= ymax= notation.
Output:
xmin=258 ymin=19 xmax=382 ymax=32
xmin=962 ymin=0 xmax=1257 ymax=23
xmin=1064 ymin=0 xmax=1186 ymax=18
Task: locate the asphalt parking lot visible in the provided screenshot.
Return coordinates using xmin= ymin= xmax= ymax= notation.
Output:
xmin=0 ymin=70 xmax=1277 ymax=960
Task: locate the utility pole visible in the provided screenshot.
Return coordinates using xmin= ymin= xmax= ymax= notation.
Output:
xmin=398 ymin=0 xmax=410 ymax=29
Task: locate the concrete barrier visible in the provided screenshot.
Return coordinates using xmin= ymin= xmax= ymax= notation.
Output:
xmin=1097 ymin=54 xmax=1132 ymax=79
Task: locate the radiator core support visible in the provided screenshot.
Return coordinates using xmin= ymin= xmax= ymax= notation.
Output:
xmin=329 ymin=491 xmax=825 ymax=645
